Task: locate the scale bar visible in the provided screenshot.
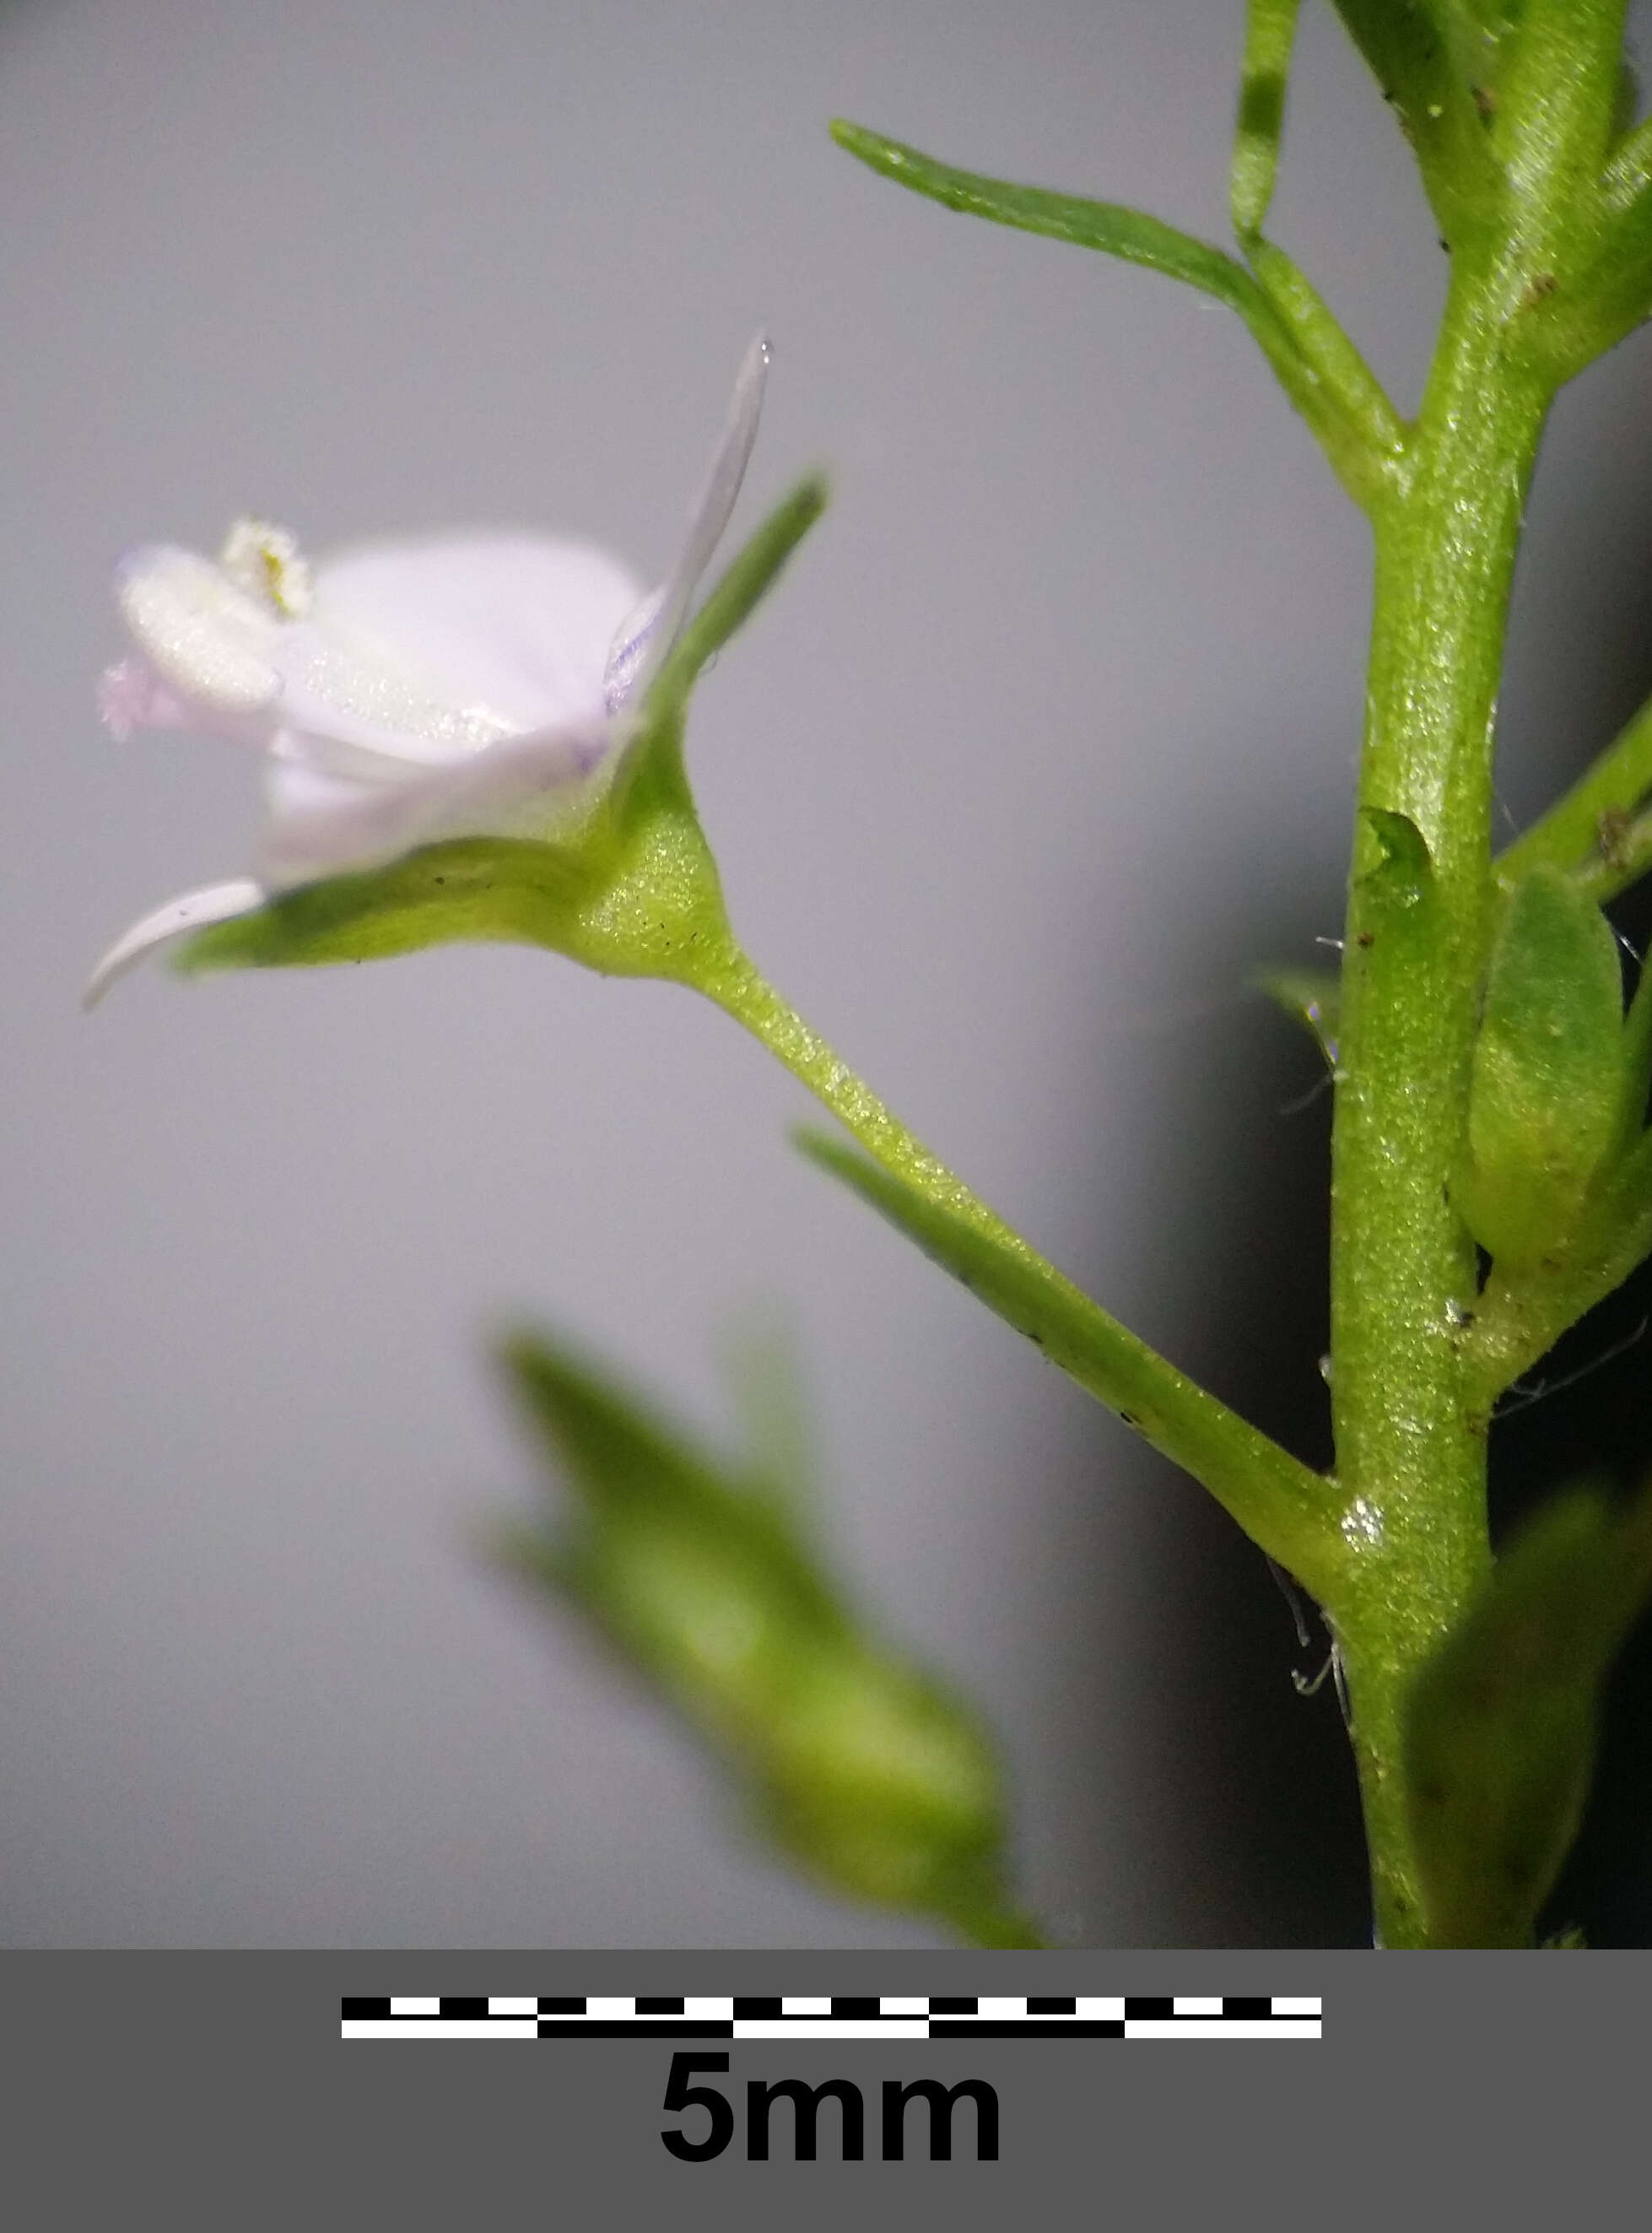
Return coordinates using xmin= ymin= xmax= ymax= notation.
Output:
xmin=342 ymin=1992 xmax=1321 ymax=2043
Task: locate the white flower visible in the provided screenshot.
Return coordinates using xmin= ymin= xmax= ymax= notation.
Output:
xmin=86 ymin=336 xmax=770 ymax=1005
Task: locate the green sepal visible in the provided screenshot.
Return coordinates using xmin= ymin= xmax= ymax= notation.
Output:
xmin=177 ymin=800 xmax=731 ymax=990
xmin=1404 ymin=1483 xmax=1652 ymax=1948
xmin=793 ymin=1129 xmax=1344 ymax=1602
xmin=1252 ymin=965 xmax=1341 ymax=1067
xmin=177 ymin=480 xmax=830 ymax=992
xmin=1230 ymin=0 xmax=1302 ymax=240
xmin=493 ymin=1331 xmax=1040 ymax=1945
xmin=1455 ymin=868 xmax=1625 ymax=1268
xmin=646 ymin=475 xmax=829 ymax=719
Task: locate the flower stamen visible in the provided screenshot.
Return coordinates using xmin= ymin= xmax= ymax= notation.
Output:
xmin=219 ymin=517 xmax=313 ymax=618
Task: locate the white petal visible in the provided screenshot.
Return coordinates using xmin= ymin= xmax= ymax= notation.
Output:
xmin=270 ymin=616 xmax=518 ymax=769
xmin=604 ymin=332 xmax=769 ymax=711
xmin=84 ymin=878 xmax=266 ymax=1008
xmin=255 ymin=721 xmax=616 ymax=889
xmin=116 ymin=547 xmax=282 ymax=715
xmin=265 ymin=755 xmax=380 ymax=821
xmin=276 ymin=535 xmax=644 ymax=765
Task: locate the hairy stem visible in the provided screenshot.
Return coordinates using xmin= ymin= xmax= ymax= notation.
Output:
xmin=1330 ymin=241 xmax=1552 ymax=1947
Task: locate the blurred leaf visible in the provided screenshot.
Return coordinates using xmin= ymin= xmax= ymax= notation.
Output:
xmin=720 ymin=1317 xmax=819 ymax=1519
xmin=1455 ymin=868 xmax=1625 ymax=1267
xmin=1405 ymin=1482 xmax=1652 ymax=1946
xmin=494 ymin=1331 xmax=1040 ymax=1946
xmin=1613 ymin=57 xmax=1641 ymax=143
xmin=1231 ymin=0 xmax=1302 ymax=238
xmin=1253 ymin=965 xmax=1341 ymax=1067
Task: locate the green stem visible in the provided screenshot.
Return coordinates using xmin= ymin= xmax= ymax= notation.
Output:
xmin=1330 ymin=243 xmax=1552 ymax=1948
xmin=694 ymin=940 xmax=1342 ymax=1593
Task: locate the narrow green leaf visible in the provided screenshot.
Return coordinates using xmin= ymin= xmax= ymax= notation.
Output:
xmin=1495 ymin=684 xmax=1652 ymax=906
xmin=494 ymin=1332 xmax=1042 ymax=1945
xmin=1231 ymin=0 xmax=1302 ymax=238
xmin=832 ymin=117 xmax=1276 ymax=318
xmin=1455 ymin=868 xmax=1625 ymax=1267
xmin=1243 ymin=238 xmax=1407 ymax=465
xmin=1406 ymin=1483 xmax=1652 ymax=1947
xmin=1252 ymin=965 xmax=1342 ymax=1067
xmin=830 ymin=118 xmax=1394 ymax=506
xmin=1328 ymin=1 xmax=1503 ymax=241
xmin=793 ymin=1129 xmax=1344 ymax=1602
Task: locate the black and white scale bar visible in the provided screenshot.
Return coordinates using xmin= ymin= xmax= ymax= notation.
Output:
xmin=341 ymin=1994 xmax=1320 ymax=2042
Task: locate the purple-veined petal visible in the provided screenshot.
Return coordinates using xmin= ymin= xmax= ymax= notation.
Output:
xmin=604 ymin=333 xmax=770 ymax=711
xmin=116 ymin=546 xmax=282 ymax=716
xmin=99 ymin=657 xmax=197 ymax=743
xmin=100 ymin=655 xmax=278 ymax=749
xmin=255 ymin=718 xmax=617 ymax=889
xmin=84 ymin=877 xmax=266 ymax=1008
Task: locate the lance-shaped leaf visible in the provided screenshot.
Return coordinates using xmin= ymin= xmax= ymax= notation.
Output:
xmin=1231 ymin=0 xmax=1302 ymax=239
xmin=493 ymin=1332 xmax=1041 ymax=1947
xmin=1405 ymin=1483 xmax=1652 ymax=1948
xmin=793 ymin=1131 xmax=1344 ymax=1603
xmin=1454 ymin=868 xmax=1625 ymax=1268
xmin=829 ymin=119 xmax=1397 ymax=507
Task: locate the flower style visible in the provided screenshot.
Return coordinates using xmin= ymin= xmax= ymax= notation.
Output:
xmin=86 ymin=337 xmax=772 ymax=1004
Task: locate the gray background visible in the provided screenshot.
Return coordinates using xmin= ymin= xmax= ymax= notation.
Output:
xmin=3 ymin=0 xmax=1649 ymax=1947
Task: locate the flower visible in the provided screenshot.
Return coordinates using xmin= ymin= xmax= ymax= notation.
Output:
xmin=85 ymin=336 xmax=771 ymax=1005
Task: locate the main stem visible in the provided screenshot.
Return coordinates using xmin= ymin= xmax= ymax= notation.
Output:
xmin=1330 ymin=245 xmax=1552 ymax=1947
